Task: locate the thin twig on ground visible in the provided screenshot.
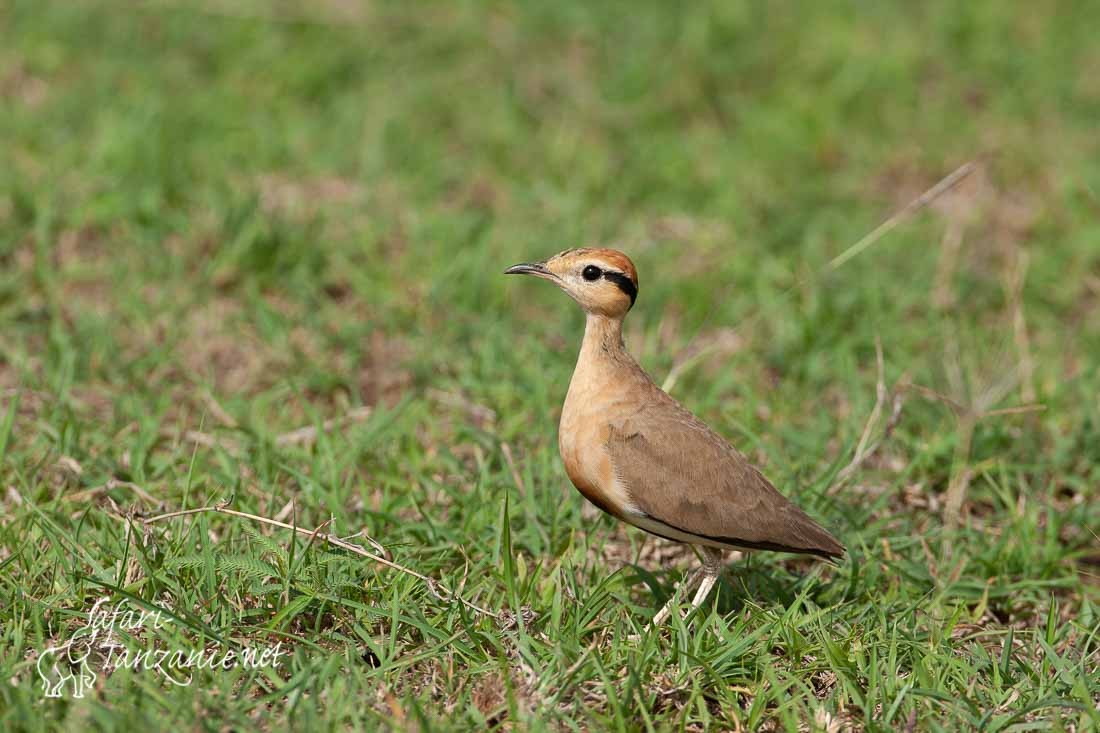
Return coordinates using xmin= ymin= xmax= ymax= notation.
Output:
xmin=182 ymin=429 xmax=242 ymax=455
xmin=829 ymin=161 xmax=981 ymax=271
xmin=274 ymin=406 xmax=373 ymax=446
xmin=933 ymin=213 xmax=966 ymax=310
xmin=69 ymin=478 xmax=162 ymax=507
xmin=944 ymin=413 xmax=977 ymax=526
xmin=662 ymin=329 xmax=742 ymax=394
xmin=427 ymin=388 xmax=497 ymax=424
xmin=200 ymin=389 xmax=239 ymax=429
xmin=178 ymin=406 xmax=373 ymax=453
xmin=143 ymin=501 xmax=498 ymax=619
xmin=1006 ymin=249 xmax=1037 ymax=405
xmin=835 ymin=337 xmax=905 ymax=486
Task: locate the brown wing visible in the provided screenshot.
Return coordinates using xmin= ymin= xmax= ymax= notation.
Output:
xmin=606 ymin=400 xmax=844 ymax=559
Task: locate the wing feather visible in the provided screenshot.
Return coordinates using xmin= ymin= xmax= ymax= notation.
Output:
xmin=606 ymin=400 xmax=844 ymax=559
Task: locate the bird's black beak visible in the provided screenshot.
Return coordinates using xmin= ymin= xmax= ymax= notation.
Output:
xmin=504 ymin=262 xmax=556 ymax=280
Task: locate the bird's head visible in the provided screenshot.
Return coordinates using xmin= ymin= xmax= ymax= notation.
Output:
xmin=504 ymin=248 xmax=639 ymax=318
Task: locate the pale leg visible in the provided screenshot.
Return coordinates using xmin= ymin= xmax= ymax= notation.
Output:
xmin=688 ymin=547 xmax=724 ymax=612
xmin=647 ymin=565 xmax=703 ymax=629
xmin=640 ymin=547 xmax=725 ymax=633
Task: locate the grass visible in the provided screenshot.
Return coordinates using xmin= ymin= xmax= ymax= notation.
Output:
xmin=2 ymin=0 xmax=1099 ymax=729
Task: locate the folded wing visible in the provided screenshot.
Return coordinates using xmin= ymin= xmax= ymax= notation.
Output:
xmin=606 ymin=402 xmax=844 ymax=559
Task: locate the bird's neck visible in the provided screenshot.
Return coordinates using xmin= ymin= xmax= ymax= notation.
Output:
xmin=569 ymin=313 xmax=641 ymax=390
xmin=580 ymin=314 xmax=627 ymax=363
xmin=563 ymin=315 xmax=629 ymax=419
xmin=561 ymin=313 xmax=651 ymax=434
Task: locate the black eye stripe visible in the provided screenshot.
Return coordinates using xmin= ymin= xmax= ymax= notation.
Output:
xmin=602 ymin=270 xmax=637 ymax=306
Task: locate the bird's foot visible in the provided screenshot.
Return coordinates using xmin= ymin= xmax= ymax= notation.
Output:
xmin=630 ymin=563 xmax=722 ymax=640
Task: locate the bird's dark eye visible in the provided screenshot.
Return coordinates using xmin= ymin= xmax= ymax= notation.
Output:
xmin=582 ymin=265 xmax=602 ymax=281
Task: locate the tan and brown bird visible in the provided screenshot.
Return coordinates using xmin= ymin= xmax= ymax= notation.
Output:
xmin=506 ymin=248 xmax=844 ymax=627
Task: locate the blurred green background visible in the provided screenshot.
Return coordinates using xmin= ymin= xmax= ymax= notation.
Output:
xmin=1 ymin=1 xmax=1098 ymax=730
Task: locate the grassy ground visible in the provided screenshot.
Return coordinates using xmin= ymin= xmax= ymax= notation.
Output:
xmin=2 ymin=1 xmax=1099 ymax=730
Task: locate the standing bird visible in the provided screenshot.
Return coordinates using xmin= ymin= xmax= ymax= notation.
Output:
xmin=505 ymin=248 xmax=844 ymax=628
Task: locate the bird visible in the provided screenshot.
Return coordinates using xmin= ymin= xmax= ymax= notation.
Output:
xmin=505 ymin=248 xmax=844 ymax=629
